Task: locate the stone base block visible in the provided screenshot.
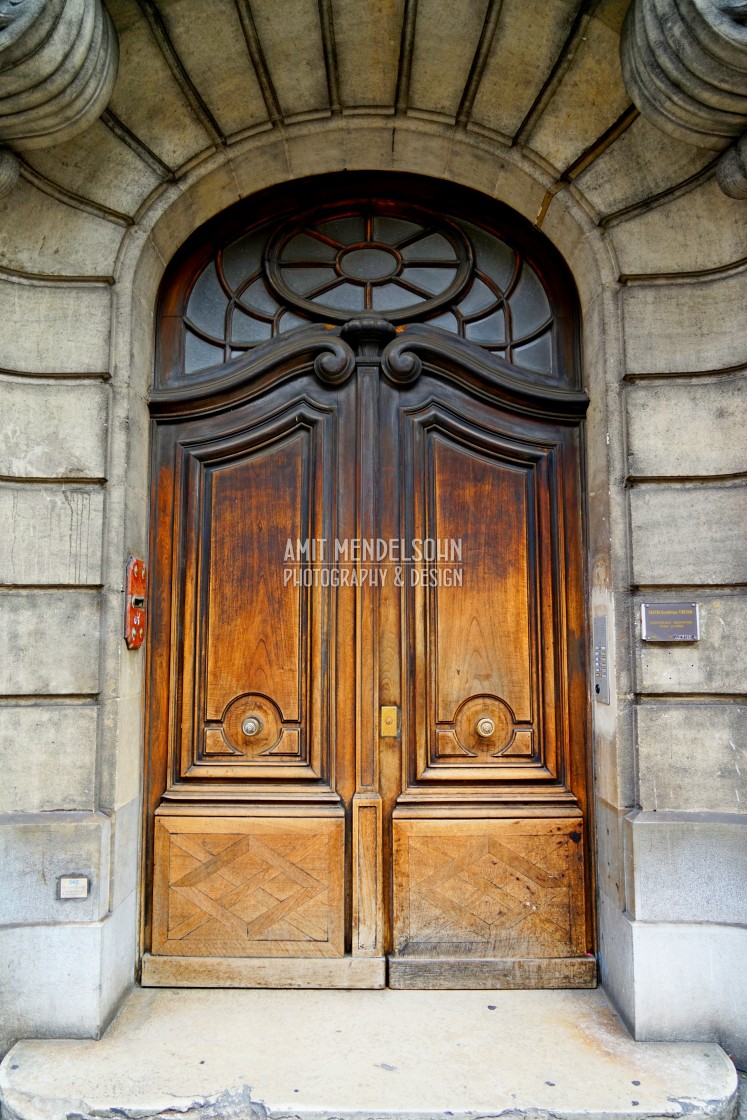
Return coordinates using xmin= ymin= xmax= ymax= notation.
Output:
xmin=630 ymin=920 xmax=747 ymax=1071
xmin=0 ymin=812 xmax=111 ymax=925
xmin=625 ymin=811 xmax=747 ymax=925
xmin=600 ymin=894 xmax=747 ymax=1071
xmin=0 ymin=891 xmax=135 ymax=1059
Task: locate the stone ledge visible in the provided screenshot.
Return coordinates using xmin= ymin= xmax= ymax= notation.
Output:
xmin=0 ymin=987 xmax=738 ymax=1120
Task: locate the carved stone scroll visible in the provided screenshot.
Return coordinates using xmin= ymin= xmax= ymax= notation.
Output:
xmin=621 ymin=0 xmax=747 ymax=198
xmin=0 ymin=0 xmax=119 ymax=196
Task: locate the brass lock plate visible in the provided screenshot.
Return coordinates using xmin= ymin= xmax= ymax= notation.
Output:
xmin=380 ymin=705 xmax=400 ymax=737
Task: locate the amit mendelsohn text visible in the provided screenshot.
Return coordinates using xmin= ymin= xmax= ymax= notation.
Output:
xmin=283 ymin=538 xmax=463 ymax=588
xmin=284 ymin=538 xmax=463 ymax=562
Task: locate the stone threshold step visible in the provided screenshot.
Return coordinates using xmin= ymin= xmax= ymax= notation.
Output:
xmin=0 ymin=988 xmax=738 ymax=1120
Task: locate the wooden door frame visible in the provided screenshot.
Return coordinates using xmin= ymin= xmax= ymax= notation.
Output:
xmin=139 ymin=172 xmax=595 ymax=984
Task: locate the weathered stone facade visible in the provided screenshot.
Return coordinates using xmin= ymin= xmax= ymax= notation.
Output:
xmin=0 ymin=0 xmax=745 ymax=1072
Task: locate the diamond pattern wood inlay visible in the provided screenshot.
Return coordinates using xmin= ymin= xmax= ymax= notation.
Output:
xmin=152 ymin=816 xmax=344 ymax=958
xmin=393 ymin=818 xmax=586 ymax=960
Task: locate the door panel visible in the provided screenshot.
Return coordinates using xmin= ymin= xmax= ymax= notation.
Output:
xmin=152 ymin=815 xmax=345 ymax=958
xmin=431 ymin=437 xmax=533 ymax=725
xmin=382 ymin=372 xmax=582 ymax=799
xmin=205 ymin=436 xmax=307 ymax=729
xmin=175 ymin=405 xmax=338 ymax=786
xmin=391 ymin=818 xmax=586 ymax=960
xmin=145 ymin=324 xmax=592 ymax=986
xmin=403 ymin=406 xmax=560 ymax=783
xmin=145 ymin=358 xmax=359 ymax=981
xmin=378 ymin=347 xmax=592 ymax=986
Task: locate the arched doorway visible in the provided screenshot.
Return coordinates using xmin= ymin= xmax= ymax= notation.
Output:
xmin=142 ymin=173 xmax=593 ymax=988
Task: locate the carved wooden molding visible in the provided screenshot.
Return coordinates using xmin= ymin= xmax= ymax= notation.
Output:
xmin=150 ymin=322 xmax=590 ymax=422
xmin=381 ymin=326 xmax=590 ymax=419
xmin=149 ymin=326 xmax=357 ymax=416
xmin=151 ymin=815 xmax=346 ymax=958
xmin=0 ymin=0 xmax=119 ymax=196
xmin=620 ymin=0 xmax=747 ymax=198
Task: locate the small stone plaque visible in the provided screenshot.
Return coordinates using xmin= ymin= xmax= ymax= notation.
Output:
xmin=58 ymin=875 xmax=90 ymax=900
xmin=641 ymin=603 xmax=699 ymax=642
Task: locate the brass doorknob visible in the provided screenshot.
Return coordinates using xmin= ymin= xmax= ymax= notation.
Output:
xmin=476 ymin=717 xmax=495 ymax=738
xmin=242 ymin=716 xmax=262 ymax=737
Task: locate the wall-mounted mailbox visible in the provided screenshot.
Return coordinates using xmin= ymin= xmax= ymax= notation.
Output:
xmin=125 ymin=557 xmax=147 ymax=650
xmin=641 ymin=603 xmax=699 ymax=642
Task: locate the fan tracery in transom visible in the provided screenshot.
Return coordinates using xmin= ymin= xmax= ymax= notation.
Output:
xmin=183 ymin=197 xmax=558 ymax=382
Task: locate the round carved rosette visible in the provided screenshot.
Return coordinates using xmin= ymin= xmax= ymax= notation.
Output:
xmin=220 ymin=694 xmax=285 ymax=759
xmin=453 ymin=695 xmax=516 ymax=758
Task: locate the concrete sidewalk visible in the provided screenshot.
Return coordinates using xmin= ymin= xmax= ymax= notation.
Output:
xmin=0 ymin=987 xmax=739 ymax=1120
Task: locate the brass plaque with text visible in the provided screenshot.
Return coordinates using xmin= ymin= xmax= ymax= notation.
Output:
xmin=641 ymin=603 xmax=699 ymax=642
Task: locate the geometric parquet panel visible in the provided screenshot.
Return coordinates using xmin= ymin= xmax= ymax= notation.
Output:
xmin=393 ymin=818 xmax=586 ymax=960
xmin=152 ymin=815 xmax=344 ymax=958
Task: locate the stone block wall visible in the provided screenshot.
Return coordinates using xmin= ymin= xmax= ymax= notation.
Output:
xmin=572 ymin=153 xmax=747 ymax=1064
xmin=0 ymin=0 xmax=744 ymax=1067
xmin=0 ymin=216 xmax=137 ymax=1055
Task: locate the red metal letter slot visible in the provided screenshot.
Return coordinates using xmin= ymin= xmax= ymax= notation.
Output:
xmin=125 ymin=557 xmax=147 ymax=650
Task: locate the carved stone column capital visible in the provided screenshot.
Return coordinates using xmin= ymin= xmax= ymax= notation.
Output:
xmin=621 ymin=0 xmax=747 ymax=197
xmin=0 ymin=0 xmax=119 ymax=196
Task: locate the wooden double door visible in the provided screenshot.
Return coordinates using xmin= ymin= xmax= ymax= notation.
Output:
xmin=143 ymin=321 xmax=593 ymax=988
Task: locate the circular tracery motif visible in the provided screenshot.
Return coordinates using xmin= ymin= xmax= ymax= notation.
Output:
xmin=339 ymin=246 xmax=397 ymax=281
xmin=265 ymin=206 xmax=473 ymax=323
xmin=182 ymin=197 xmax=557 ymax=381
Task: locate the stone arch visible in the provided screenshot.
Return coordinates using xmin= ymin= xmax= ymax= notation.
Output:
xmin=107 ymin=116 xmax=628 ymax=1007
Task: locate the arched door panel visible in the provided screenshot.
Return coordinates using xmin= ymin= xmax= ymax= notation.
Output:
xmin=375 ymin=357 xmax=590 ymax=986
xmin=174 ymin=402 xmax=341 ymax=787
xmin=145 ymin=362 xmax=357 ymax=973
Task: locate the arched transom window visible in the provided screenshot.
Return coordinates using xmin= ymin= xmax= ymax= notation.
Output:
xmin=159 ymin=175 xmax=580 ymax=390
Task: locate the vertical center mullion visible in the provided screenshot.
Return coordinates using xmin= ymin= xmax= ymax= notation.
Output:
xmin=351 ymin=356 xmax=385 ymax=959
xmin=355 ymin=361 xmax=380 ymax=793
